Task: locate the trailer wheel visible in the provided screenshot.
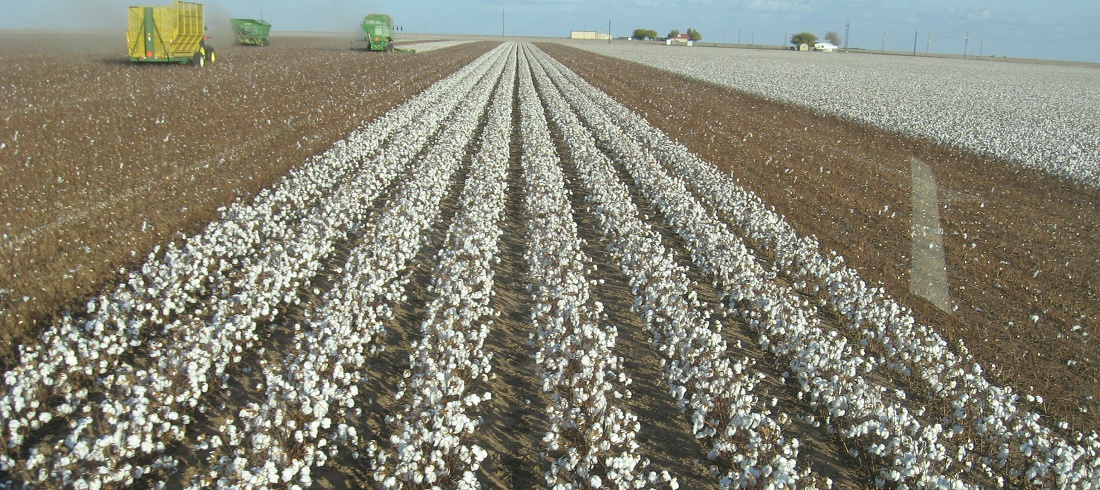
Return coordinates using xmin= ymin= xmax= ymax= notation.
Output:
xmin=384 ymin=43 xmax=394 ymax=53
xmin=193 ymin=52 xmax=205 ymax=67
xmin=206 ymin=47 xmax=217 ymax=64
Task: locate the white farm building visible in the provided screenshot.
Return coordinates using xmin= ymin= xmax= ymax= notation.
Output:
xmin=570 ymin=30 xmax=610 ymax=40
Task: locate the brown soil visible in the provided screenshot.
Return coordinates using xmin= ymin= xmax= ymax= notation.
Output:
xmin=538 ymin=42 xmax=1100 ymax=433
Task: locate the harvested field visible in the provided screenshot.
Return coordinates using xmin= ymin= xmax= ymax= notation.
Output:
xmin=1 ymin=34 xmax=1098 ymax=488
xmin=0 ymin=31 xmax=494 ymax=354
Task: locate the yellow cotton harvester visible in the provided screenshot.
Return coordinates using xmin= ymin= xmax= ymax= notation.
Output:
xmin=126 ymin=1 xmax=216 ymax=66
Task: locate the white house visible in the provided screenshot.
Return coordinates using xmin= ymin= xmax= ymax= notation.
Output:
xmin=665 ymin=33 xmax=694 ymax=46
xmin=814 ymin=42 xmax=838 ymax=52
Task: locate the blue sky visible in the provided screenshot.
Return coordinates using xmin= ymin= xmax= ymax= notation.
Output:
xmin=2 ymin=0 xmax=1096 ymax=63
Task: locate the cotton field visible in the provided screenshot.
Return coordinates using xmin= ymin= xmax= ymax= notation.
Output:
xmin=572 ymin=42 xmax=1100 ymax=187
xmin=1 ymin=40 xmax=1098 ymax=489
xmin=402 ymin=40 xmax=474 ymax=53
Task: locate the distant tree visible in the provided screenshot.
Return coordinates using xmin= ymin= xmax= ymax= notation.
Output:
xmin=825 ymin=31 xmax=841 ymax=45
xmin=687 ymin=28 xmax=702 ymax=41
xmin=633 ymin=28 xmax=649 ymax=40
xmin=790 ymin=32 xmax=817 ymax=47
xmin=646 ymin=29 xmax=659 ymax=40
xmin=667 ymin=29 xmax=680 ymax=39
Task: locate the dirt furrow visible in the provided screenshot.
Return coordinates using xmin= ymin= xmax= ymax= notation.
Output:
xmin=553 ymin=132 xmax=719 ymax=489
xmin=469 ymin=75 xmax=546 ymax=488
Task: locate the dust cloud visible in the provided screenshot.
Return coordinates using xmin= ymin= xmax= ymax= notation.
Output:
xmin=202 ymin=2 xmax=240 ymax=48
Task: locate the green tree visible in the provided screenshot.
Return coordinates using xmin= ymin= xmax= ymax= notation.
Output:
xmin=632 ymin=28 xmax=658 ymax=40
xmin=790 ymin=32 xmax=817 ymax=47
xmin=687 ymin=28 xmax=702 ymax=41
xmin=825 ymin=31 xmax=841 ymax=45
xmin=667 ymin=29 xmax=680 ymax=39
xmin=647 ymin=29 xmax=659 ymax=40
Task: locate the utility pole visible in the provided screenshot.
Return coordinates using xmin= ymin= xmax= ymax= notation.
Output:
xmin=737 ymin=28 xmax=741 ymax=44
xmin=844 ymin=20 xmax=850 ymax=52
xmin=913 ymin=31 xmax=918 ymax=56
xmin=502 ymin=8 xmax=505 ymax=37
xmin=926 ymin=32 xmax=931 ymax=53
xmin=751 ymin=31 xmax=754 ymax=45
xmin=608 ymin=18 xmax=611 ymax=44
xmin=881 ymin=32 xmax=886 ymax=53
xmin=979 ymin=39 xmax=984 ymax=59
xmin=963 ymin=32 xmax=969 ymax=59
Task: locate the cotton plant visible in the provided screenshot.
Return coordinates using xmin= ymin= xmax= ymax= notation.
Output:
xmin=549 ymin=48 xmax=1099 ymax=487
xmin=575 ymin=43 xmax=1100 ymax=187
xmin=195 ymin=46 xmax=513 ymax=489
xmin=0 ymin=46 xmax=476 ymax=476
xmin=368 ymin=44 xmax=515 ymax=489
xmin=516 ymin=49 xmax=658 ymax=490
xmin=528 ymin=46 xmax=809 ymax=488
xmin=536 ymin=50 xmax=966 ymax=487
xmin=0 ymin=43 xmax=511 ymax=488
xmin=5 ymin=39 xmax=1096 ymax=490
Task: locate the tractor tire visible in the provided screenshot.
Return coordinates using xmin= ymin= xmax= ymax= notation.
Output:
xmin=193 ymin=52 xmax=205 ymax=67
xmin=384 ymin=43 xmax=394 ymax=53
xmin=207 ymin=47 xmax=217 ymax=64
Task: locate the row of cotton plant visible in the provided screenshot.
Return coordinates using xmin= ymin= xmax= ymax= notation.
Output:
xmin=32 ymin=48 xmax=517 ymax=488
xmin=366 ymin=44 xmax=515 ymax=490
xmin=574 ymin=44 xmax=1100 ymax=187
xmin=15 ymin=117 xmax=399 ymax=486
xmin=567 ymin=55 xmax=1100 ymax=487
xmin=516 ymin=49 xmax=662 ymax=490
xmin=542 ymin=47 xmax=1100 ymax=487
xmin=0 ymin=42 xmax=505 ymax=484
xmin=0 ymin=47 xmax=496 ymax=474
xmin=190 ymin=46 xmax=514 ymax=490
xmin=677 ymin=124 xmax=1099 ymax=487
xmin=30 ymin=100 xmax=478 ymax=487
xmin=535 ymin=50 xmax=965 ymax=488
xmin=527 ymin=45 xmax=807 ymax=489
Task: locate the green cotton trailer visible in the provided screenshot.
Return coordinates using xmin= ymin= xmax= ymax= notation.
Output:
xmin=127 ymin=1 xmax=216 ymax=66
xmin=361 ymin=13 xmax=394 ymax=51
xmin=230 ymin=18 xmax=271 ymax=46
